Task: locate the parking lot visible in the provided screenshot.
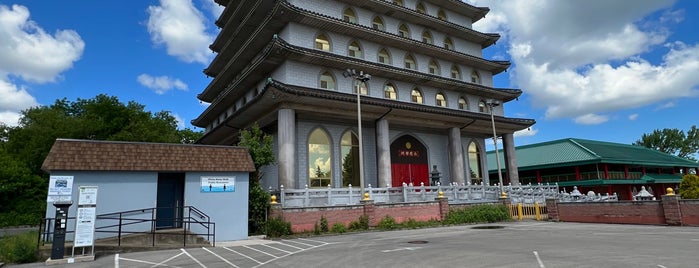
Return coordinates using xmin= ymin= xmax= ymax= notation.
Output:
xmin=10 ymin=221 xmax=699 ymax=267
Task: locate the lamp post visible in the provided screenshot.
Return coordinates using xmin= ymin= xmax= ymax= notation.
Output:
xmin=343 ymin=69 xmax=371 ymax=195
xmin=485 ymin=99 xmax=506 ymax=198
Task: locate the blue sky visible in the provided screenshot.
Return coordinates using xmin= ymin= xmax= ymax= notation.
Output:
xmin=1 ymin=0 xmax=698 ymax=149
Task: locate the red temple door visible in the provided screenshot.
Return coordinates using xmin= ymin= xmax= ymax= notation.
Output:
xmin=390 ymin=135 xmax=429 ymax=187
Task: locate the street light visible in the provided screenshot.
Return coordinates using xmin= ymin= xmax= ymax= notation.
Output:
xmin=485 ymin=99 xmax=506 ymax=198
xmin=343 ymin=69 xmax=371 ymax=195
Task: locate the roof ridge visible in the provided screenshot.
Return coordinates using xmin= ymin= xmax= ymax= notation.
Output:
xmin=54 ymin=138 xmax=247 ymax=149
xmin=568 ymin=138 xmax=601 ymax=159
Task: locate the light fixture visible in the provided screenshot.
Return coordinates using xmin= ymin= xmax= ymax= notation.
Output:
xmin=486 ymin=99 xmax=506 ymax=198
xmin=343 ymin=69 xmax=371 ymax=195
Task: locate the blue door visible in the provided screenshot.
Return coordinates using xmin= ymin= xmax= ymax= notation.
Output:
xmin=156 ymin=173 xmax=184 ymax=229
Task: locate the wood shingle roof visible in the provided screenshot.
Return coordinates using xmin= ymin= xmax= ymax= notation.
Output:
xmin=42 ymin=139 xmax=256 ymax=172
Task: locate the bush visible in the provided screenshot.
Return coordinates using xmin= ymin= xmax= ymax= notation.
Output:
xmin=313 ymin=222 xmax=321 ymax=235
xmin=0 ymin=231 xmax=39 ymax=264
xmin=401 ymin=218 xmax=441 ymax=229
xmin=319 ymin=216 xmax=329 ymax=233
xmin=331 ymin=223 xmax=347 ymax=233
xmin=348 ymin=214 xmax=369 ymax=231
xmin=248 ymin=183 xmax=270 ymax=235
xmin=443 ymin=204 xmax=510 ymax=225
xmin=265 ymin=217 xmax=291 ymax=238
xmin=679 ymin=174 xmax=699 ymax=199
xmin=377 ymin=215 xmax=397 ymax=230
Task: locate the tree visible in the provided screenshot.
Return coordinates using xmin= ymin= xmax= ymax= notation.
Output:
xmin=679 ymin=174 xmax=699 ymax=199
xmin=342 ymin=153 xmax=353 ymax=186
xmin=633 ymin=126 xmax=699 ymax=161
xmin=237 ymin=122 xmax=274 ymax=235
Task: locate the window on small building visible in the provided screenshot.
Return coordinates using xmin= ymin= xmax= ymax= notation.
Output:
xmin=384 ymin=83 xmax=397 ymax=99
xmin=348 ymin=41 xmax=362 ymax=58
xmin=422 ymin=31 xmax=433 ymax=44
xmin=398 ymin=24 xmax=410 ymax=38
xmin=411 ymin=88 xmax=423 ymax=104
xmin=428 ymin=59 xmax=439 ymax=75
xmin=343 ymin=8 xmax=357 ymax=23
xmin=436 ymin=92 xmax=447 ymax=107
xmin=471 ymin=71 xmax=481 ymax=84
xmin=393 ymin=0 xmax=404 ymax=7
xmin=416 ymin=2 xmax=427 ymax=14
xmin=404 ymin=54 xmax=416 ymax=70
xmin=478 ymin=100 xmax=486 ymax=113
xmin=308 ymin=128 xmax=332 ymax=188
xmin=437 ymin=9 xmax=447 ymax=20
xmin=444 ymin=37 xmax=454 ymax=50
xmin=451 ymin=65 xmax=461 ymax=79
xmin=320 ymin=71 xmax=335 ymax=90
xmin=458 ymin=97 xmax=468 ymax=110
xmin=315 ymin=33 xmax=331 ymax=51
xmin=372 ymin=16 xmax=385 ymax=31
xmin=378 ymin=48 xmax=391 ymax=64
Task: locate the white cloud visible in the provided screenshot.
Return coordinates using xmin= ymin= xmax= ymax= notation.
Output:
xmin=628 ymin=114 xmax=639 ymax=121
xmin=0 ymin=4 xmax=84 ymax=83
xmin=654 ymin=101 xmax=675 ymax=110
xmin=137 ymin=74 xmax=188 ymax=95
xmin=514 ymin=127 xmax=538 ymax=138
xmin=171 ymin=113 xmax=185 ymax=129
xmin=202 ymin=0 xmax=225 ymax=20
xmin=469 ymin=0 xmax=699 ymax=124
xmin=146 ymin=0 xmax=214 ymax=64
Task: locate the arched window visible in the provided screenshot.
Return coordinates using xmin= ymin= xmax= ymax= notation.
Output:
xmin=468 ymin=141 xmax=482 ymax=184
xmin=308 ymin=128 xmax=332 ymax=187
xmin=378 ymin=48 xmax=391 ymax=64
xmin=435 ymin=93 xmax=447 ymax=107
xmin=348 ymin=41 xmax=362 ymax=58
xmin=404 ymin=54 xmax=416 ymax=70
xmin=437 ymin=9 xmax=447 ymax=20
xmin=458 ymin=97 xmax=468 ymax=110
xmin=428 ymin=59 xmax=440 ymax=75
xmin=319 ymin=71 xmax=335 ymax=90
xmin=353 ymin=80 xmax=368 ymax=95
xmin=315 ymin=33 xmax=330 ymax=51
xmin=398 ymin=24 xmax=410 ymax=38
xmin=384 ymin=83 xmax=397 ymax=99
xmin=372 ymin=16 xmax=385 ymax=31
xmin=422 ymin=31 xmax=433 ymax=44
xmin=341 ymin=131 xmax=360 ymax=187
xmin=471 ymin=71 xmax=481 ymax=84
xmin=478 ymin=100 xmax=486 ymax=113
xmin=411 ymin=88 xmax=423 ymax=104
xmin=393 ymin=0 xmax=404 ymax=7
xmin=416 ymin=2 xmax=427 ymax=14
xmin=343 ymin=8 xmax=357 ymax=23
xmin=451 ymin=65 xmax=461 ymax=79
xmin=444 ymin=37 xmax=454 ymax=50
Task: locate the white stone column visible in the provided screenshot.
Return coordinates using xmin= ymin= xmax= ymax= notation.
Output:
xmin=502 ymin=133 xmax=519 ymax=185
xmin=375 ymin=118 xmax=391 ymax=187
xmin=448 ymin=127 xmax=466 ymax=185
xmin=278 ymin=109 xmax=296 ymax=189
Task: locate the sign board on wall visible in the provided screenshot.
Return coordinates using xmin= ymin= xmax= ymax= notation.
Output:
xmin=47 ymin=176 xmax=74 ymax=202
xmin=201 ymin=176 xmax=235 ymax=192
xmin=73 ymin=186 xmax=97 ymax=248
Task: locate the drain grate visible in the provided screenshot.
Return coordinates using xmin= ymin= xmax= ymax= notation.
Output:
xmin=471 ymin=225 xmax=505 ymax=229
xmin=407 ymin=240 xmax=429 ymax=244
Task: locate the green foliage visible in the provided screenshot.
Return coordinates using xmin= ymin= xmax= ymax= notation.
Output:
xmin=443 ymin=204 xmax=510 ymax=225
xmin=0 ymin=231 xmax=39 ymax=264
xmin=401 ymin=218 xmax=441 ymax=229
xmin=679 ymin=174 xmax=699 ymax=199
xmin=348 ymin=214 xmax=369 ymax=231
xmin=238 ymin=122 xmax=274 ymax=180
xmin=265 ymin=217 xmax=292 ymax=238
xmin=0 ymin=147 xmax=46 ymax=226
xmin=377 ymin=215 xmax=397 ymax=230
xmin=331 ymin=222 xmax=347 ymax=233
xmin=248 ymin=183 xmax=270 ymax=235
xmin=634 ymin=125 xmax=699 ymax=161
xmin=319 ymin=216 xmax=329 ymax=233
xmin=313 ymin=222 xmax=321 ymax=235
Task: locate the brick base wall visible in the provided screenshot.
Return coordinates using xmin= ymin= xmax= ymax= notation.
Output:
xmin=680 ymin=200 xmax=699 ymax=225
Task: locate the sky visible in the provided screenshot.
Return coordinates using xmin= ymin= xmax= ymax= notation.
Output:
xmin=1 ymin=0 xmax=698 ymax=150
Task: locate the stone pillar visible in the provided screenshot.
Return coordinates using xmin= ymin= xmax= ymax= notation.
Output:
xmin=662 ymin=194 xmax=682 ymax=225
xmin=502 ymin=133 xmax=520 ymax=185
xmin=361 ymin=199 xmax=376 ymax=227
xmin=269 ymin=202 xmax=283 ymax=220
xmin=436 ymin=197 xmax=449 ymax=221
xmin=545 ymin=199 xmax=559 ymax=222
xmin=448 ymin=127 xmax=465 ymax=185
xmin=375 ymin=118 xmax=391 ymax=187
xmin=278 ymin=109 xmax=296 ymax=189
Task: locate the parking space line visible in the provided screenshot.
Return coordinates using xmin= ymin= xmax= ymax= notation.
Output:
xmin=181 ymin=248 xmax=206 ymax=268
xmin=151 ymin=251 xmax=186 ymax=267
xmin=222 ymin=247 xmax=264 ymax=264
xmin=297 ymin=238 xmax=327 ymax=245
xmin=243 ymin=244 xmax=280 ymax=258
xmin=282 ymin=239 xmax=315 ymax=247
xmin=115 ymin=255 xmax=182 ymax=267
xmin=533 ymin=251 xmax=545 ymax=268
xmin=261 ymin=243 xmax=293 ymax=254
xmin=202 ymin=247 xmax=239 ymax=268
xmin=273 ymin=241 xmax=304 ymax=250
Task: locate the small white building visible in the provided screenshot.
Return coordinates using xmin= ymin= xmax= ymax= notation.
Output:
xmin=41 ymin=139 xmax=256 ymax=242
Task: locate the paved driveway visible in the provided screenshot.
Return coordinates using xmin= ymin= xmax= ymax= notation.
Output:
xmin=9 ymin=222 xmax=699 ymax=267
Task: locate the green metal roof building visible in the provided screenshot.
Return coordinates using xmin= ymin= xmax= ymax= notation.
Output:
xmin=487 ymin=138 xmax=699 ymax=200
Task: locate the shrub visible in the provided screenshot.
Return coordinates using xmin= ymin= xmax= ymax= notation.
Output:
xmin=377 ymin=215 xmax=397 ymax=230
xmin=401 ymin=218 xmax=441 ymax=229
xmin=313 ymin=222 xmax=321 ymax=235
xmin=443 ymin=204 xmax=510 ymax=225
xmin=0 ymin=231 xmax=39 ymax=264
xmin=265 ymin=217 xmax=292 ymax=238
xmin=348 ymin=214 xmax=369 ymax=231
xmin=679 ymin=174 xmax=699 ymax=199
xmin=331 ymin=223 xmax=347 ymax=233
xmin=319 ymin=216 xmax=329 ymax=233
xmin=248 ymin=183 xmax=270 ymax=235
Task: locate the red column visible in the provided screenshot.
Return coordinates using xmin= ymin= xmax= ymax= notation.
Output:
xmin=641 ymin=167 xmax=646 ymax=176
xmin=575 ymin=166 xmax=581 ymax=181
xmin=536 ymin=170 xmax=542 ymax=184
xmin=604 ymin=164 xmax=609 ymax=179
xmin=624 ymin=165 xmax=629 ymax=179
xmin=607 ymin=185 xmax=612 ymax=195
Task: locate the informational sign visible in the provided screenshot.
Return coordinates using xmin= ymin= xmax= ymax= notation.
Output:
xmin=201 ymin=176 xmax=235 ymax=192
xmin=47 ymin=176 xmax=74 ymax=202
xmin=74 ymin=207 xmax=96 ymax=247
xmin=78 ymin=186 xmax=98 ymax=206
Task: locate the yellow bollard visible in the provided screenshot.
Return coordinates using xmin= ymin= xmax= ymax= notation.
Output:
xmin=271 ymin=194 xmax=277 ymax=204
xmin=517 ymin=203 xmax=523 ymax=221
xmin=363 ymin=192 xmax=370 ymax=200
xmin=535 ymin=202 xmax=541 ymax=221
xmin=438 ymin=191 xmax=444 ymax=198
xmin=666 ymin=187 xmax=675 ymax=196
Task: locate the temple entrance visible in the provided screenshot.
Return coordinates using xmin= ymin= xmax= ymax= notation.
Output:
xmin=390 ymin=135 xmax=429 ymax=187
